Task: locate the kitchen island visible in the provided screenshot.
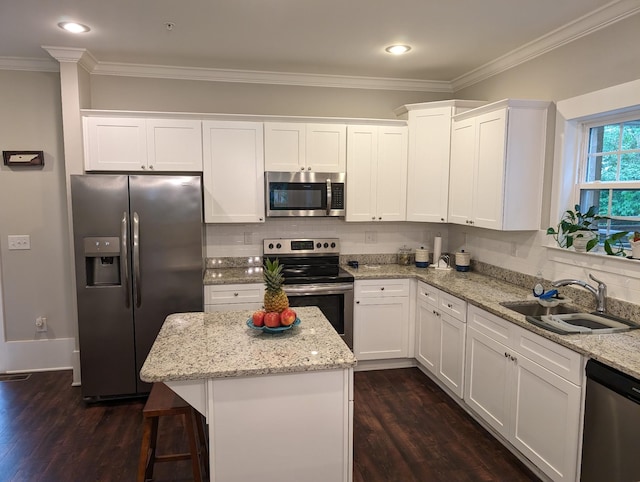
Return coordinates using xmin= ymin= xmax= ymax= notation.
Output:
xmin=140 ymin=306 xmax=357 ymax=482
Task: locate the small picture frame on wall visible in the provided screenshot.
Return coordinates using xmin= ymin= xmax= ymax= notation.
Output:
xmin=3 ymin=150 xmax=45 ymax=167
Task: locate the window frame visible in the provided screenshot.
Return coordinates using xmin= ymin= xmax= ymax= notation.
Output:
xmin=576 ymin=112 xmax=640 ymax=240
xmin=550 ymin=78 xmax=640 ymax=269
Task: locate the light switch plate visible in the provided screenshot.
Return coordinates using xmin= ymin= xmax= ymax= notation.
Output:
xmin=8 ymin=235 xmax=30 ymax=250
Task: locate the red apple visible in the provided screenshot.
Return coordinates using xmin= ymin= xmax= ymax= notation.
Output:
xmin=252 ymin=310 xmax=266 ymax=327
xmin=280 ymin=308 xmax=297 ymax=326
xmin=264 ymin=312 xmax=281 ymax=328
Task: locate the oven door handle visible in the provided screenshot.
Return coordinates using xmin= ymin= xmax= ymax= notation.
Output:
xmin=284 ymin=283 xmax=353 ymax=295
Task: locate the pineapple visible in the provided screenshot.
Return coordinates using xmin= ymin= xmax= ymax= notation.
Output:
xmin=263 ymin=258 xmax=289 ymax=313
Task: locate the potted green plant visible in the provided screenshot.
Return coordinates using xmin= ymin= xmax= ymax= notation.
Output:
xmin=546 ymin=205 xmax=604 ymax=252
xmin=547 ymin=205 xmax=629 ymax=255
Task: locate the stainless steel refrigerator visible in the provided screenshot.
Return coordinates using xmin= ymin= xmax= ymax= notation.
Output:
xmin=71 ymin=175 xmax=203 ymax=400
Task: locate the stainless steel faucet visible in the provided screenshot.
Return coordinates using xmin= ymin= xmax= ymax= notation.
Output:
xmin=552 ymin=274 xmax=607 ymax=314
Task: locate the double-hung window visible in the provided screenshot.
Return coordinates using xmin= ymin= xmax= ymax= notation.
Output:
xmin=577 ymin=113 xmax=640 ymax=243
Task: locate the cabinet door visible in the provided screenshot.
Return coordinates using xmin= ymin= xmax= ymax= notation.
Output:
xmin=406 ymin=107 xmax=452 ymax=222
xmin=353 ymin=297 xmax=409 ymax=360
xmin=346 ymin=126 xmax=377 ymax=222
xmin=306 ymin=124 xmax=346 ymax=172
xmin=464 ymin=325 xmax=511 ymax=439
xmin=147 ymin=119 xmax=203 ymax=171
xmin=375 ymin=126 xmax=407 ymax=222
xmin=264 ymin=122 xmax=306 ymax=172
xmin=202 ymin=121 xmax=265 ymax=223
xmin=511 ymin=356 xmax=581 ymax=482
xmin=473 ymin=109 xmax=507 ymax=229
xmin=438 ymin=314 xmax=466 ymax=399
xmin=416 ymin=300 xmax=440 ymax=374
xmin=448 ymin=118 xmax=476 ymax=226
xmin=84 ymin=117 xmax=147 ymax=171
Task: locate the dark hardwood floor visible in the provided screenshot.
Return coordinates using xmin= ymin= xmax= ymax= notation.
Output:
xmin=0 ymin=368 xmax=539 ymax=481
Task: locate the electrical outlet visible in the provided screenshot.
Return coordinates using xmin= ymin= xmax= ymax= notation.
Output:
xmin=8 ymin=235 xmax=30 ymax=250
xmin=35 ymin=316 xmax=47 ymax=333
xmin=365 ymin=231 xmax=377 ymax=244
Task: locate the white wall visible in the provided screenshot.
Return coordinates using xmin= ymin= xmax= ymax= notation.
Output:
xmin=89 ymin=75 xmax=448 ymax=118
xmin=0 ymin=70 xmax=75 ymax=342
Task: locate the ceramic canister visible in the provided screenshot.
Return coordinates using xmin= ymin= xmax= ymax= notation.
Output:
xmin=415 ymin=247 xmax=429 ymax=268
xmin=455 ymin=251 xmax=471 ymax=272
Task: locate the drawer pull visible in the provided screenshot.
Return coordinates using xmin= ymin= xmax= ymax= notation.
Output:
xmin=447 ymin=303 xmax=453 ymax=308
xmin=233 ymin=292 xmax=239 ymax=297
xmin=381 ymin=287 xmax=385 ymax=291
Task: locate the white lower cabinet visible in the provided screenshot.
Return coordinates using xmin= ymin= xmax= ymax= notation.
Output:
xmin=204 ymin=284 xmax=264 ymax=312
xmin=353 ymin=279 xmax=410 ymax=360
xmin=464 ymin=305 xmax=582 ymax=482
xmin=415 ymin=282 xmax=466 ymax=398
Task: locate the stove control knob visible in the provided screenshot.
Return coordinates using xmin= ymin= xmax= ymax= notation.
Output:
xmin=316 ymin=243 xmax=322 ymax=249
xmin=330 ymin=242 xmax=336 ymax=248
xmin=268 ymin=243 xmax=274 ymax=249
xmin=276 ymin=243 xmax=282 ymax=249
xmin=324 ymin=242 xmax=329 ymax=248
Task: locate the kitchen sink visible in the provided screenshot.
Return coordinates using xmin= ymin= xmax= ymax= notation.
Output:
xmin=500 ymin=301 xmax=582 ymax=317
xmin=500 ymin=301 xmax=638 ymax=334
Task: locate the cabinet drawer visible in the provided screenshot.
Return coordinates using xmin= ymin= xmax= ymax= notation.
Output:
xmin=514 ymin=327 xmax=583 ymax=385
xmin=439 ymin=292 xmax=466 ymax=322
xmin=205 ymin=284 xmax=264 ymax=304
xmin=355 ymin=279 xmax=410 ymax=298
xmin=467 ymin=305 xmax=510 ymax=344
xmin=417 ymin=281 xmax=438 ymax=307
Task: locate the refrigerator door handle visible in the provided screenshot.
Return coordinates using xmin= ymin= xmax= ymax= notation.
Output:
xmin=133 ymin=211 xmax=141 ymax=307
xmin=121 ymin=211 xmax=130 ymax=308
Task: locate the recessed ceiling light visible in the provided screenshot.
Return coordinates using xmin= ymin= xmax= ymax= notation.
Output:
xmin=385 ymin=45 xmax=411 ymax=55
xmin=58 ymin=22 xmax=91 ymax=34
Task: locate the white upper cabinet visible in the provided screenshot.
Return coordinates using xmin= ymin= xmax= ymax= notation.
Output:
xmin=448 ymin=99 xmax=549 ymax=230
xmin=264 ymin=122 xmax=346 ymax=173
xmin=402 ymin=101 xmax=485 ymax=223
xmin=83 ymin=116 xmax=202 ymax=172
xmin=346 ymin=125 xmax=408 ymax=222
xmin=146 ymin=119 xmax=203 ymax=171
xmin=202 ymin=120 xmax=265 ymax=223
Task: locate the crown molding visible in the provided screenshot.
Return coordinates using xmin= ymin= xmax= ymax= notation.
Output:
xmin=0 ymin=56 xmax=59 ymax=72
xmin=41 ymin=46 xmax=98 ymax=73
xmin=451 ymin=0 xmax=640 ymax=92
xmin=91 ymin=61 xmax=452 ymax=92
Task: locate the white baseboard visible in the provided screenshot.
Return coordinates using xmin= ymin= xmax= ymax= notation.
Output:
xmin=4 ymin=338 xmax=75 ymax=373
xmin=354 ymin=358 xmax=416 ymax=372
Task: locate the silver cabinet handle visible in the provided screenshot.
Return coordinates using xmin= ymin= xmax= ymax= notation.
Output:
xmin=121 ymin=211 xmax=130 ymax=308
xmin=133 ymin=212 xmax=141 ymax=308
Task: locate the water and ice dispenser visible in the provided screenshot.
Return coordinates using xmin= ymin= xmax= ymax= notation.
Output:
xmin=83 ymin=237 xmax=121 ymax=286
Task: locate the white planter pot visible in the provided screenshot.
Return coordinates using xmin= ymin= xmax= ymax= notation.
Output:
xmin=631 ymin=240 xmax=640 ymax=259
xmin=572 ymin=230 xmax=596 ymax=252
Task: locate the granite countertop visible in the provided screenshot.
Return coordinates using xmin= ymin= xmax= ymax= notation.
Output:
xmin=140 ymin=306 xmax=357 ymax=383
xmin=341 ymin=264 xmax=640 ymax=380
xmin=203 ymin=263 xmax=640 ymax=379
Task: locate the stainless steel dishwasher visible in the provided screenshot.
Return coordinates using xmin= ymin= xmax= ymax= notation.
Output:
xmin=581 ymin=359 xmax=640 ymax=482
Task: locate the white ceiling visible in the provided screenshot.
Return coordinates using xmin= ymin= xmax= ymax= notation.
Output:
xmin=1 ymin=0 xmax=638 ymax=90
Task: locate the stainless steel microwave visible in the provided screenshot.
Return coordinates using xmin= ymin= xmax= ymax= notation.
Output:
xmin=265 ymin=172 xmax=346 ymax=217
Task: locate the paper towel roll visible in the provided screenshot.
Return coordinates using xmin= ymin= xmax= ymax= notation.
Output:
xmin=433 ymin=236 xmax=442 ymax=265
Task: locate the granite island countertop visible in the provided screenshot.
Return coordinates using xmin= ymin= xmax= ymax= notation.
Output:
xmin=203 ymin=263 xmax=640 ymax=380
xmin=140 ymin=306 xmax=357 ymax=382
